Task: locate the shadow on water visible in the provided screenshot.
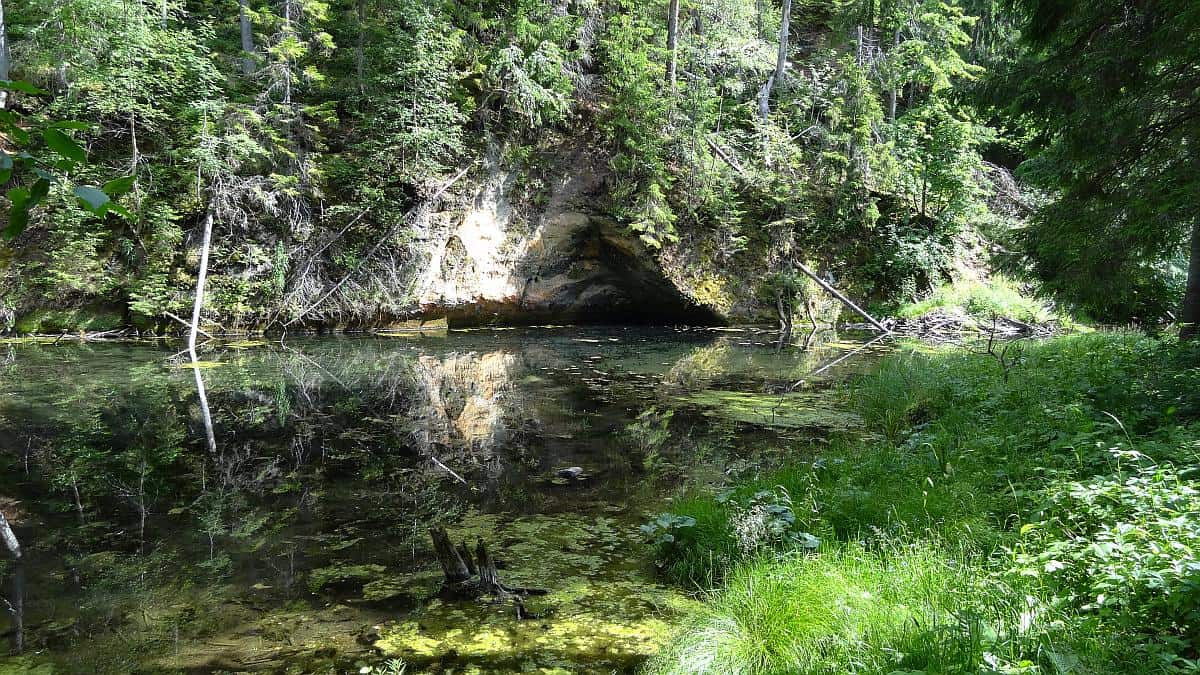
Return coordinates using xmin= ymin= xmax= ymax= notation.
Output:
xmin=0 ymin=326 xmax=888 ymax=673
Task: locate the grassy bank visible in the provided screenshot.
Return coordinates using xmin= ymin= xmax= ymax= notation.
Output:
xmin=890 ymin=276 xmax=1078 ymax=328
xmin=645 ymin=333 xmax=1200 ymax=674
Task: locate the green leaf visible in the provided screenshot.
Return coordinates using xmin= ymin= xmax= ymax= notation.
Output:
xmin=0 ymin=169 xmax=10 ymax=185
xmin=102 ymin=176 xmax=137 ymax=196
xmin=106 ymin=203 xmax=134 ymax=220
xmin=74 ymin=186 xmax=111 ymax=214
xmin=29 ymin=178 xmax=51 ymax=202
xmin=7 ymin=125 xmax=29 ymax=146
xmin=43 ymin=128 xmax=87 ymax=163
xmin=1 ymin=216 xmax=25 ymax=240
xmin=4 ymin=187 xmax=32 ymax=240
xmin=7 ymin=187 xmax=31 ymax=210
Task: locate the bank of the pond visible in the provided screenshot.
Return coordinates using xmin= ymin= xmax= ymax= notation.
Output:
xmin=645 ymin=332 xmax=1200 ymax=674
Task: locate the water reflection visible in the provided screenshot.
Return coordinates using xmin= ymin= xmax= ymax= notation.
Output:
xmin=0 ymin=327 xmax=885 ymax=672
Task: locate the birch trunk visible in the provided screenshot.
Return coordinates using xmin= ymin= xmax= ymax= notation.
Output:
xmin=888 ymin=28 xmax=900 ymax=124
xmin=773 ymin=0 xmax=791 ymax=86
xmin=188 ymin=211 xmax=214 ymax=353
xmin=759 ymin=0 xmax=791 ymax=123
xmin=0 ymin=0 xmax=10 ymax=109
xmin=0 ymin=511 xmax=19 ymax=559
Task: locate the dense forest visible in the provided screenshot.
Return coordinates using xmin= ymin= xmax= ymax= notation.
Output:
xmin=1 ymin=1 xmax=1200 ymax=674
xmin=0 ymin=0 xmax=1194 ymax=333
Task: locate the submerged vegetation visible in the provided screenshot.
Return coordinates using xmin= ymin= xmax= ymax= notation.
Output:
xmin=646 ymin=333 xmax=1200 ymax=673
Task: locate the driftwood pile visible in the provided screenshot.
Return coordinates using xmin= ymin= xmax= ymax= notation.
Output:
xmin=845 ymin=309 xmax=1060 ymax=342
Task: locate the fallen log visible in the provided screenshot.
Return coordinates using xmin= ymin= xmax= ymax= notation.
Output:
xmin=795 ymin=262 xmax=890 ymax=333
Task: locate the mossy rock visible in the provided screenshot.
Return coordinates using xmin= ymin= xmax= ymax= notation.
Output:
xmin=680 ymin=390 xmax=863 ymax=430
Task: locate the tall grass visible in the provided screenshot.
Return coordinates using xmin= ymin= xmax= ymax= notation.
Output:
xmin=893 ymin=276 xmax=1073 ymax=324
xmin=646 ymin=332 xmax=1200 ymax=674
xmin=648 ymin=542 xmax=1082 ymax=675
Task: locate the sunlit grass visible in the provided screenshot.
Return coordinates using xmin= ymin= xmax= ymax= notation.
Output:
xmin=647 ymin=542 xmax=1081 ymax=675
xmin=894 ymin=276 xmax=1075 ymax=325
xmin=648 ymin=332 xmax=1200 ymax=674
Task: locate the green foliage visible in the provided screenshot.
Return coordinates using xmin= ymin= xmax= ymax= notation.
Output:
xmin=989 ymin=0 xmax=1200 ymax=324
xmin=597 ymin=3 xmax=676 ymax=249
xmin=0 ymin=0 xmax=1120 ymax=335
xmin=895 ymin=275 xmax=1072 ymax=323
xmin=349 ymin=0 xmax=467 ymax=189
xmin=0 ymin=83 xmax=132 ymax=239
xmin=647 ymin=543 xmax=1067 ymax=675
xmin=651 ymin=333 xmax=1200 ymax=673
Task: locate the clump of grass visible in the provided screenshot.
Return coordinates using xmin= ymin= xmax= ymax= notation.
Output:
xmin=647 ymin=542 xmax=1077 ymax=675
xmin=894 ymin=276 xmax=1073 ymax=325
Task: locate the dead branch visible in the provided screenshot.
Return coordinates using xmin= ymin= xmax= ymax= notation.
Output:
xmin=795 ymin=262 xmax=890 ymax=332
xmin=284 ymin=166 xmax=471 ymax=328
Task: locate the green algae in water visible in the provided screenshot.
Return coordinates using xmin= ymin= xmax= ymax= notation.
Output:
xmin=0 ymin=327 xmax=886 ymax=673
xmin=308 ymin=563 xmax=389 ymax=592
xmin=361 ymin=571 xmax=443 ymax=603
xmin=681 ymin=390 xmax=863 ymax=430
xmin=373 ymin=509 xmax=701 ymax=671
xmin=174 ymin=360 xmax=225 ymax=369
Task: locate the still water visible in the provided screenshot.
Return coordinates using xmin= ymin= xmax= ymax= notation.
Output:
xmin=0 ymin=327 xmax=883 ymax=674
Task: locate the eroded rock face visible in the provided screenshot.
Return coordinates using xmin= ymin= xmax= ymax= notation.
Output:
xmin=414 ymin=149 xmax=721 ymax=326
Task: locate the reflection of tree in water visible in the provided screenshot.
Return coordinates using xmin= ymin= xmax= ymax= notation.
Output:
xmin=0 ymin=342 xmax=558 ymax=662
xmin=0 ymin=331 xmax=866 ymax=668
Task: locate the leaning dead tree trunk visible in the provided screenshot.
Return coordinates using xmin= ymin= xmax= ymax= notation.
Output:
xmin=429 ymin=527 xmax=547 ymax=618
xmin=184 ymin=210 xmax=218 ymax=455
xmin=795 ymin=262 xmax=890 ymax=333
xmin=188 ymin=210 xmax=214 ymax=353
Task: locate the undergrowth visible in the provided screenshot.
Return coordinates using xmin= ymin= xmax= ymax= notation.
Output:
xmin=893 ymin=276 xmax=1075 ymax=325
xmin=644 ymin=332 xmax=1200 ymax=674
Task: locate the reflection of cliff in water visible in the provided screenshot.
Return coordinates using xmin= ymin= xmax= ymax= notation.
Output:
xmin=411 ymin=351 xmax=522 ymax=469
xmin=0 ymin=328 xmax=885 ymax=672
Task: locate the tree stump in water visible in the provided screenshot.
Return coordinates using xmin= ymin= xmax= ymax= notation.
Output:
xmin=428 ymin=527 xmax=547 ymax=617
xmin=430 ymin=526 xmax=471 ymax=583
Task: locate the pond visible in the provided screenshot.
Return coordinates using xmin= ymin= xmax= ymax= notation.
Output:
xmin=0 ymin=326 xmax=886 ymax=674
